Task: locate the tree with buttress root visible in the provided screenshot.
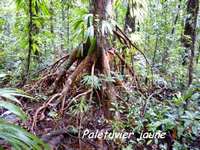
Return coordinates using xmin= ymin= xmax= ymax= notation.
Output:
xmin=31 ymin=0 xmax=121 ymax=130
xmin=30 ymin=0 xmax=147 ymax=130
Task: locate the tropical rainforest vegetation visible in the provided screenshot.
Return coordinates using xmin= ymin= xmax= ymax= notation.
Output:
xmin=0 ymin=0 xmax=200 ymax=149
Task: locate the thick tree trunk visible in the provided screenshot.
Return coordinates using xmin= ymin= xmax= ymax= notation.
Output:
xmin=182 ymin=0 xmax=199 ymax=86
xmin=51 ymin=0 xmax=116 ymax=120
xmin=92 ymin=0 xmax=117 ymax=120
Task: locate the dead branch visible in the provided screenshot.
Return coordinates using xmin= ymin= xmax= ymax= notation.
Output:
xmin=50 ymin=55 xmax=69 ymax=70
xmin=32 ymin=55 xmax=69 ymax=76
xmin=113 ymin=25 xmax=150 ymax=66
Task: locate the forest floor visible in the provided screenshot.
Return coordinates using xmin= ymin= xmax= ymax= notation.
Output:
xmin=20 ymin=53 xmax=171 ymax=150
xmin=1 ymin=53 xmax=200 ymax=150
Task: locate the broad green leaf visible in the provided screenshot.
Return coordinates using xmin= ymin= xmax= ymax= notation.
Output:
xmin=0 ymin=88 xmax=33 ymax=104
xmin=0 ymin=101 xmax=27 ymax=121
xmin=0 ymin=119 xmax=50 ymax=150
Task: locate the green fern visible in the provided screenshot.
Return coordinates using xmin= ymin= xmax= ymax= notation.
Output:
xmin=82 ymin=75 xmax=101 ymax=89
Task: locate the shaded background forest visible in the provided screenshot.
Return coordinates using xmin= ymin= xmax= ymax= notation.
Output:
xmin=0 ymin=0 xmax=200 ymax=149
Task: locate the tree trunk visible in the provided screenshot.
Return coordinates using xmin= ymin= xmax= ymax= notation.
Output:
xmin=162 ymin=0 xmax=182 ymax=64
xmin=182 ymin=0 xmax=199 ymax=86
xmin=32 ymin=2 xmax=40 ymax=61
xmin=22 ymin=0 xmax=41 ymax=83
xmin=23 ymin=0 xmax=33 ymax=83
xmin=60 ymin=0 xmax=65 ymax=54
xmin=92 ymin=0 xmax=117 ymax=120
xmin=66 ymin=2 xmax=70 ymax=52
xmin=50 ymin=0 xmax=57 ymax=61
xmin=53 ymin=0 xmax=116 ymax=120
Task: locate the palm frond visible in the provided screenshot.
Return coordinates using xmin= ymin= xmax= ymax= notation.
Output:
xmin=0 ymin=119 xmax=49 ymax=150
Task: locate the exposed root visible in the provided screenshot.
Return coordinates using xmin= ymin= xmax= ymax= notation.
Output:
xmin=59 ymin=54 xmax=95 ymax=97
xmin=31 ymin=93 xmax=62 ymax=131
xmin=24 ymin=55 xmax=70 ymax=94
xmin=28 ymin=47 xmax=146 ymax=134
xmin=32 ymin=54 xmax=69 ymax=77
xmin=26 ymin=73 xmax=57 ymax=93
xmin=63 ymin=89 xmax=92 ymax=111
xmin=31 ymin=53 xmax=96 ymax=131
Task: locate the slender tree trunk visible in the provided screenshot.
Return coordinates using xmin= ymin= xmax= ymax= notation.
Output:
xmin=50 ymin=1 xmax=54 ymax=36
xmin=162 ymin=0 xmax=182 ymax=64
xmin=60 ymin=0 xmax=65 ymax=54
xmin=23 ymin=0 xmax=42 ymax=83
xmin=23 ymin=0 xmax=33 ymax=82
xmin=50 ymin=0 xmax=56 ymax=61
xmin=33 ymin=2 xmax=40 ymax=61
xmin=66 ymin=1 xmax=70 ymax=52
xmin=182 ymin=0 xmax=199 ymax=86
xmin=171 ymin=0 xmax=182 ymax=35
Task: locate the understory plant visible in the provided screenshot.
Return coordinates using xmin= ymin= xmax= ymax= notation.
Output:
xmin=0 ymin=83 xmax=49 ymax=149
